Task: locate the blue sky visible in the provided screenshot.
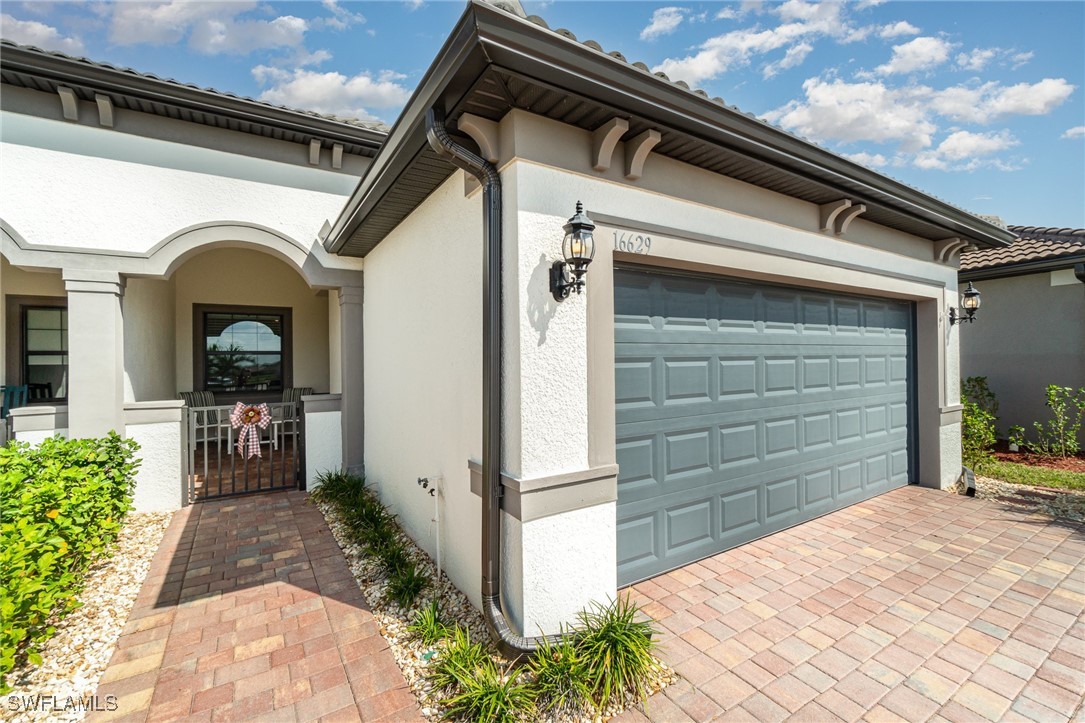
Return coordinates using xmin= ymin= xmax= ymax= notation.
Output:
xmin=3 ymin=1 xmax=1082 ymax=227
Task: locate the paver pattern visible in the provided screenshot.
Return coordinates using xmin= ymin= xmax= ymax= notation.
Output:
xmin=90 ymin=491 xmax=416 ymax=722
xmin=618 ymin=485 xmax=1085 ymax=722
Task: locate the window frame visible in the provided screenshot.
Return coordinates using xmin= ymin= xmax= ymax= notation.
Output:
xmin=4 ymin=295 xmax=68 ymax=403
xmin=193 ymin=304 xmax=293 ymax=398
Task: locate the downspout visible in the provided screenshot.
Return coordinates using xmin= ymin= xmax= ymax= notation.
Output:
xmin=425 ymin=108 xmax=560 ymax=658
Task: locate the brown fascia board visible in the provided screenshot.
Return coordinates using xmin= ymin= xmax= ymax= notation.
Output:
xmin=959 ymin=253 xmax=1085 ymax=281
xmin=0 ymin=44 xmax=387 ymax=151
xmin=326 ymin=0 xmax=1015 ymax=254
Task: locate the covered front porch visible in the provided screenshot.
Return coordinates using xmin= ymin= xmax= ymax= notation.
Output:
xmin=1 ymin=234 xmax=364 ymax=511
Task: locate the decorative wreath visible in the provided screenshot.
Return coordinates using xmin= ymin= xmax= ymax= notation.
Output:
xmin=230 ymin=402 xmax=271 ymax=459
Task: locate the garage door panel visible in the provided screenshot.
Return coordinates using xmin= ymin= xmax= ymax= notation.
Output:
xmin=616 ymin=269 xmax=914 ymax=585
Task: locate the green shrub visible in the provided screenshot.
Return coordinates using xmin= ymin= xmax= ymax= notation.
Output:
xmin=961 ymin=376 xmax=999 ymax=471
xmin=431 ymin=626 xmax=491 ymax=695
xmin=442 ymin=656 xmax=534 ymax=722
xmin=526 ymin=635 xmax=591 ymax=717
xmin=409 ymin=599 xmax=452 ymax=646
xmin=574 ymin=595 xmax=657 ymax=709
xmin=386 ymin=560 xmax=428 ymax=609
xmin=1030 ymin=385 xmax=1085 ymax=458
xmin=0 ymin=433 xmax=140 ymax=692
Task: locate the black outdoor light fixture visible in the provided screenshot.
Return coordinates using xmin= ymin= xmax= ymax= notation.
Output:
xmin=550 ymin=201 xmax=596 ymax=301
xmin=949 ymin=281 xmax=982 ymax=325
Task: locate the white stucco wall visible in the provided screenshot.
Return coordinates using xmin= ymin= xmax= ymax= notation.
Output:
xmin=172 ymin=248 xmax=330 ymax=395
xmin=362 ymin=173 xmax=484 ymax=610
xmin=124 ymin=278 xmax=177 ymax=402
xmin=127 ymin=420 xmax=184 ymax=511
xmin=15 ymin=429 xmax=68 ymax=445
xmin=1 ymin=111 xmax=357 ymax=261
xmin=304 ymin=409 xmax=342 ymax=490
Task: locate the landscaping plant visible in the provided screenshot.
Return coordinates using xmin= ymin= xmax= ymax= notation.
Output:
xmin=1029 ymin=385 xmax=1085 ymax=458
xmin=574 ymin=594 xmax=658 ymax=709
xmin=961 ymin=376 xmax=999 ymax=470
xmin=441 ymin=657 xmax=534 ymax=723
xmin=526 ymin=634 xmax=592 ymax=717
xmin=409 ymin=599 xmax=453 ymax=646
xmin=0 ymin=433 xmax=140 ymax=692
xmin=430 ymin=625 xmax=492 ymax=695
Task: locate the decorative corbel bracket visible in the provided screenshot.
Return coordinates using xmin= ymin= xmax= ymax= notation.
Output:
xmin=819 ymin=199 xmax=850 ymax=233
xmin=95 ymin=94 xmax=114 ymax=128
xmin=331 ymin=143 xmax=344 ymax=169
xmin=836 ymin=203 xmax=866 ymax=236
xmin=57 ymin=86 xmax=79 ymax=121
xmin=591 ymin=117 xmax=629 ymax=172
xmin=309 ymin=139 xmax=322 ymax=166
xmin=457 ymin=113 xmax=500 ymax=164
xmin=933 ymin=237 xmax=971 ymax=264
xmin=625 ymin=129 xmax=661 ymax=181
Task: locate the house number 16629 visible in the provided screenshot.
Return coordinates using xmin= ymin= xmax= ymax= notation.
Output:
xmin=613 ymin=231 xmax=652 ymax=254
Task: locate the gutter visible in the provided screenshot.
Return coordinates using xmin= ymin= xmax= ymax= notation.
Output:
xmin=424 ymin=108 xmax=559 ymax=658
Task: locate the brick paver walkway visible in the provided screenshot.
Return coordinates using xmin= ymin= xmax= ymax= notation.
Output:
xmin=90 ymin=491 xmax=416 ymax=722
xmin=618 ymin=486 xmax=1085 ymax=722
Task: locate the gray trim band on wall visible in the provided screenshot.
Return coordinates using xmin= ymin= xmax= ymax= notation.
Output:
xmin=468 ymin=460 xmax=618 ymax=522
xmin=124 ymin=400 xmax=184 ymax=425
xmin=940 ymin=405 xmax=963 ymax=425
xmin=300 ymin=393 xmax=342 ymax=414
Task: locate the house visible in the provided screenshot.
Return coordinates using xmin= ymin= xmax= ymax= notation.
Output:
xmin=959 ymin=226 xmax=1085 ymax=443
xmin=1 ymin=0 xmax=1014 ymax=650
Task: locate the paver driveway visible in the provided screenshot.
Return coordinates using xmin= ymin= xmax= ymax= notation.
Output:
xmin=620 ymin=485 xmax=1085 ymax=722
xmin=90 ymin=491 xmax=416 ymax=722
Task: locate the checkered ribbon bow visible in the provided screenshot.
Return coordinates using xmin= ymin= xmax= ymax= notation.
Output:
xmin=230 ymin=402 xmax=271 ymax=459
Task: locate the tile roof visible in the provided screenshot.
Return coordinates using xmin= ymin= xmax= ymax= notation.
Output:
xmin=960 ymin=226 xmax=1085 ymax=271
xmin=0 ymin=39 xmax=391 ymax=134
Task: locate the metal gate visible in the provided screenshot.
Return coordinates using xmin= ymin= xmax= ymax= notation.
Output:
xmin=184 ymin=402 xmax=302 ymax=501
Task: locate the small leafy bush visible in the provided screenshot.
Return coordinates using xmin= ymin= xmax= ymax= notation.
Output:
xmin=527 ymin=635 xmax=592 ymax=717
xmin=961 ymin=376 xmax=999 ymax=470
xmin=442 ymin=657 xmax=534 ymax=722
xmin=409 ymin=599 xmax=452 ymax=646
xmin=574 ymin=594 xmax=658 ymax=709
xmin=0 ymin=433 xmax=140 ymax=692
xmin=1030 ymin=385 xmax=1085 ymax=458
xmin=1008 ymin=424 xmax=1027 ymax=450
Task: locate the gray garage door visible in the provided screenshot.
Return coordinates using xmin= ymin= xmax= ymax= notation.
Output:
xmin=615 ymin=268 xmax=914 ymax=585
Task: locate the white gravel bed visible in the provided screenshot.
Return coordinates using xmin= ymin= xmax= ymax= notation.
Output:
xmin=314 ymin=500 xmax=676 ymax=722
xmin=4 ymin=511 xmax=173 ymax=723
xmin=971 ymin=475 xmax=1085 ymax=522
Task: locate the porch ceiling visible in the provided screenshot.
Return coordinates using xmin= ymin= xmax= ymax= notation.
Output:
xmin=326 ymin=1 xmax=1015 ymax=259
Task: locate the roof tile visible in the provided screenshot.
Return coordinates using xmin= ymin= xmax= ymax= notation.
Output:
xmin=960 ymin=226 xmax=1085 ymax=271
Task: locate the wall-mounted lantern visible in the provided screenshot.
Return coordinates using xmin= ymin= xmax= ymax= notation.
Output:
xmin=550 ymin=201 xmax=596 ymax=301
xmin=949 ymin=281 xmax=981 ymax=325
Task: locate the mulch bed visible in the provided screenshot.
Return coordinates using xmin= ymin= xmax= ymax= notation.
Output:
xmin=991 ymin=440 xmax=1085 ymax=473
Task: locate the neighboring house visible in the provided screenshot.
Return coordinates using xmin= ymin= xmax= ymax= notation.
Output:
xmin=2 ymin=1 xmax=1015 ymax=646
xmin=959 ymin=226 xmax=1085 ymax=443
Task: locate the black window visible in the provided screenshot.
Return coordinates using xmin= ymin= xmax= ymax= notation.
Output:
xmin=195 ymin=306 xmax=292 ymax=394
xmin=23 ymin=306 xmax=68 ymax=401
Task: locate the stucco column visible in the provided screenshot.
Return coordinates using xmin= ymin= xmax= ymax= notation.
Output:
xmin=63 ymin=269 xmax=126 ymax=437
xmin=339 ymin=284 xmax=364 ymax=475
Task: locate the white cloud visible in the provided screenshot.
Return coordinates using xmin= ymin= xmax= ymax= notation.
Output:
xmin=930 ymin=78 xmax=1076 ymax=123
xmin=1010 ymin=51 xmax=1033 ymax=69
xmin=763 ymin=41 xmax=812 ymax=78
xmin=312 ymin=1 xmax=365 ymax=31
xmin=0 ymin=13 xmax=84 ymax=53
xmin=641 ymin=7 xmax=686 ymax=41
xmin=1062 ymin=126 xmax=1085 ymax=139
xmin=253 ymin=67 xmax=412 ymax=120
xmin=956 ymin=47 xmax=997 ymax=71
xmin=935 ymin=129 xmax=1018 ymax=161
xmin=845 ymin=151 xmax=889 ymax=168
xmin=766 ymin=77 xmax=938 ymax=151
xmin=876 ymin=36 xmax=952 ymax=75
xmin=655 ymin=1 xmax=861 ymax=85
xmin=189 ymin=14 xmax=307 ymax=55
xmin=878 ymin=21 xmax=919 ymax=39
xmin=404 ymin=0 xmax=425 ymax=11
